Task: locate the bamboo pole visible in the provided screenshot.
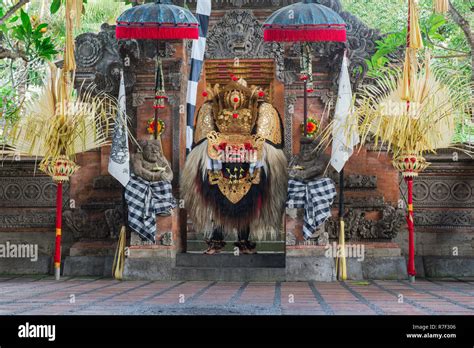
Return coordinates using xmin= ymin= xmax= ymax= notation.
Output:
xmin=405 ymin=176 xmax=416 ymax=282
xmin=337 ymin=169 xmax=347 ymax=281
xmin=54 ymin=182 xmax=63 ymax=280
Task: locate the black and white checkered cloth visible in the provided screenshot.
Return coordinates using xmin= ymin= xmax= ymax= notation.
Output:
xmin=125 ymin=174 xmax=176 ymax=243
xmin=186 ymin=0 xmax=211 ymax=155
xmin=287 ymin=178 xmax=337 ymax=240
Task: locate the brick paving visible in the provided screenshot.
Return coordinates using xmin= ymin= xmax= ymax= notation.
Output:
xmin=0 ymin=276 xmax=473 ymax=315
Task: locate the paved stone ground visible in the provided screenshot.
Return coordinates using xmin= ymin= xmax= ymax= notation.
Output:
xmin=0 ymin=276 xmax=473 ymax=315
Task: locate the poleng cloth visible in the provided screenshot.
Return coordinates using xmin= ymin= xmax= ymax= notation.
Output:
xmin=125 ymin=174 xmax=176 ymax=243
xmin=286 ymin=178 xmax=337 ymax=240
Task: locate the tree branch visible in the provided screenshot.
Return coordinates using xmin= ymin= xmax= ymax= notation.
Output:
xmin=448 ymin=1 xmax=473 ymax=49
xmin=433 ymin=54 xmax=470 ymax=59
xmin=0 ymin=45 xmax=27 ymax=61
xmin=448 ymin=0 xmax=473 ymax=121
xmin=0 ymin=0 xmax=31 ymax=26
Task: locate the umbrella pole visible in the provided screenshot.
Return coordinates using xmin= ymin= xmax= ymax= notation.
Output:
xmin=303 ymin=79 xmax=308 ymax=137
xmin=154 ymin=108 xmax=159 ymax=140
xmin=154 ymin=51 xmax=160 ymax=141
xmin=338 ymin=169 xmax=347 ymax=281
xmin=405 ymin=176 xmax=416 ymax=282
xmin=54 ymin=182 xmax=63 ymax=280
xmin=302 ymin=42 xmax=310 ymax=137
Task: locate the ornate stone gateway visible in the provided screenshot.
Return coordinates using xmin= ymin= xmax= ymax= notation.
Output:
xmin=1 ymin=0 xmax=472 ymax=279
xmin=70 ymin=0 xmax=398 ymax=249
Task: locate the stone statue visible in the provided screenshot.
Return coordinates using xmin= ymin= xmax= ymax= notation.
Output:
xmin=132 ymin=139 xmax=173 ymax=182
xmin=289 ymin=136 xmax=330 ymax=181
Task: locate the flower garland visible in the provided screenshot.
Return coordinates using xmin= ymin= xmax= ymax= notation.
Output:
xmin=147 ymin=118 xmax=165 ymax=136
xmin=301 ymin=117 xmax=319 ymax=137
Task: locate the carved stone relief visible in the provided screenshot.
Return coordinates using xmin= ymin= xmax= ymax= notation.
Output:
xmin=0 ymin=212 xmax=56 ymax=229
xmin=0 ymin=176 xmax=69 ymax=208
xmin=284 ymin=94 xmax=297 ymax=158
xmin=63 ymin=206 xmax=124 ymax=241
xmin=205 ymin=10 xmax=285 ymax=81
xmin=403 ymin=177 xmax=474 ymax=208
xmin=328 ymin=172 xmax=378 ymax=190
xmin=414 ymin=211 xmax=473 ymax=228
xmin=325 ymin=205 xmax=405 ymax=241
xmin=183 ymin=0 xmax=342 ymax=10
xmin=0 ymin=161 xmax=71 ymax=229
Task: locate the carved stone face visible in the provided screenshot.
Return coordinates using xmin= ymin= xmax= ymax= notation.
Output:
xmin=141 ymin=140 xmax=163 ymax=163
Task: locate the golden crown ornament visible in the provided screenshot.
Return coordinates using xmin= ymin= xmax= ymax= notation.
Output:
xmin=41 ymin=156 xmax=80 ymax=183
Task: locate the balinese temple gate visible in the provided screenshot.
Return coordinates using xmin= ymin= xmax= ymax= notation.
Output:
xmin=1 ymin=0 xmax=473 ymax=281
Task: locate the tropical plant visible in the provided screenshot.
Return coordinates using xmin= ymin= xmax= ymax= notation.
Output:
xmin=0 ymin=0 xmax=59 ymax=146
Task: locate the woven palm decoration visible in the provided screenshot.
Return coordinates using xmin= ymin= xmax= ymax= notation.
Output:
xmin=357 ymin=58 xmax=469 ymax=161
xmin=8 ymin=64 xmax=116 ymax=174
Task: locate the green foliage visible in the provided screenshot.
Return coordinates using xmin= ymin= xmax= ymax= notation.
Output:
xmin=50 ymin=0 xmax=62 ymax=14
xmin=49 ymin=0 xmax=88 ymax=14
xmin=342 ymin=0 xmax=473 ymax=144
xmin=0 ymin=7 xmax=58 ymax=60
xmin=453 ymin=120 xmax=474 ymax=144
xmin=45 ymin=0 xmax=129 ymax=45
xmin=366 ymin=30 xmax=407 ymax=78
xmin=0 ymin=2 xmax=60 ymax=137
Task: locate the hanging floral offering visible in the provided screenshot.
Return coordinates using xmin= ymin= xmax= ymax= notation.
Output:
xmin=147 ymin=118 xmax=165 ymax=136
xmin=301 ymin=117 xmax=320 ymax=137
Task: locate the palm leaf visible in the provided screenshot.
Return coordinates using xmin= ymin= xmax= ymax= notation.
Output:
xmin=7 ymin=64 xmax=117 ymax=172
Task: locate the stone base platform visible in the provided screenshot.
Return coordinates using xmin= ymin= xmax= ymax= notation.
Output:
xmin=63 ymin=240 xmax=117 ymax=277
xmin=121 ymin=242 xmax=409 ymax=281
xmin=176 ymin=252 xmax=286 ymax=268
xmin=10 ymin=241 xmax=473 ymax=280
xmin=286 ymin=243 xmax=407 ymax=281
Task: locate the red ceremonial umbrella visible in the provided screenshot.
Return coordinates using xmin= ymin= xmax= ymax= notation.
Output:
xmin=263 ymin=0 xmax=347 ymax=136
xmin=116 ymin=0 xmax=199 ymax=40
xmin=116 ymin=0 xmax=199 ymax=139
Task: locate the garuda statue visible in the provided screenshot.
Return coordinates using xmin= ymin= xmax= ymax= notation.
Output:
xmin=182 ymin=78 xmax=288 ymax=254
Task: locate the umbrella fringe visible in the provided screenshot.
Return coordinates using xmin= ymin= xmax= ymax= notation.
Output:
xmin=263 ymin=29 xmax=346 ymax=42
xmin=116 ymin=26 xmax=199 ymax=40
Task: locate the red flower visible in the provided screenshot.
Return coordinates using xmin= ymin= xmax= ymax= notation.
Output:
xmin=306 ymin=122 xmax=317 ymax=134
xmin=233 ymin=113 xmax=239 ymax=119
xmin=258 ymin=91 xmax=265 ymax=98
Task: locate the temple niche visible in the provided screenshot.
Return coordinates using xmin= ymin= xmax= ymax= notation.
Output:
xmin=0 ymin=0 xmax=472 ymax=280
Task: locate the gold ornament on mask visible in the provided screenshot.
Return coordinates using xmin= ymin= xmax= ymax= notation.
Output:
xmin=206 ymin=131 xmax=264 ymax=163
xmin=208 ymin=168 xmax=261 ymax=204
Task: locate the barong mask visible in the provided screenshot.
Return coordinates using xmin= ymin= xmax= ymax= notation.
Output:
xmin=193 ymin=79 xmax=283 ymax=204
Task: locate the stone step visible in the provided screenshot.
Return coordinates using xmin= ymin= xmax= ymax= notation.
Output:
xmin=172 ymin=267 xmax=286 ymax=282
xmin=186 ymin=240 xmax=285 ymax=252
xmin=63 ymin=256 xmax=113 ymax=277
xmin=176 ymin=252 xmax=285 ymax=268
